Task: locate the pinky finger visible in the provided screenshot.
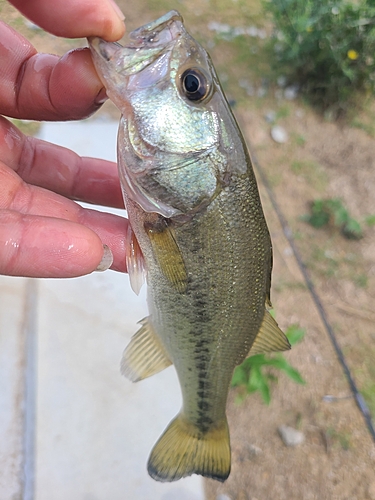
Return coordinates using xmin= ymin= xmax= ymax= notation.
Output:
xmin=0 ymin=210 xmax=111 ymax=278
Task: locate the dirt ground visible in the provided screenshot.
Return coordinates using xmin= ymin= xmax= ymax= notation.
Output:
xmin=2 ymin=1 xmax=375 ymax=498
xmin=205 ymin=107 xmax=375 ymax=500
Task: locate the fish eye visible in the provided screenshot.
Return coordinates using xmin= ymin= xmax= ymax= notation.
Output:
xmin=181 ymin=68 xmax=210 ymax=102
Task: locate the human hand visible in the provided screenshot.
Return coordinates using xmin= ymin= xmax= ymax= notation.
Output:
xmin=1 ymin=0 xmax=129 ymax=278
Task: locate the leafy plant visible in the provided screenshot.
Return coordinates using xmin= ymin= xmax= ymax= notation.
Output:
xmin=302 ymin=198 xmax=363 ymax=239
xmin=326 ymin=427 xmax=351 ymax=450
xmin=365 ymin=214 xmax=375 ymax=227
xmin=264 ymin=0 xmax=375 ymax=117
xmin=232 ymin=324 xmax=305 ymax=404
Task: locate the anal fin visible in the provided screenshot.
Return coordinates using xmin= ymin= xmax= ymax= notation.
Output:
xmin=247 ymin=309 xmax=291 ymax=356
xmin=121 ymin=317 xmax=172 ymax=382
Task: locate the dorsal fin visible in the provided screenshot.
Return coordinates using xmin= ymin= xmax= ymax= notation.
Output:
xmin=248 ymin=309 xmax=291 ymax=356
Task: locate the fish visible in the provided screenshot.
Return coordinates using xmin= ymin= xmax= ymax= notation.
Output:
xmin=88 ymin=10 xmax=290 ymax=483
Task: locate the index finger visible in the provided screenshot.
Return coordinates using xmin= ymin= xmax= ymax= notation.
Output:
xmin=0 ymin=117 xmax=124 ymax=209
xmin=9 ymin=0 xmax=125 ymax=41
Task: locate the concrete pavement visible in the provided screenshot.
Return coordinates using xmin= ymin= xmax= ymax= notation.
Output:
xmin=0 ymin=119 xmax=204 ymax=500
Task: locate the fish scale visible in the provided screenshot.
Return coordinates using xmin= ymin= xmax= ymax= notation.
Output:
xmin=130 ymin=87 xmax=218 ymax=152
xmin=88 ymin=10 xmax=290 ymax=483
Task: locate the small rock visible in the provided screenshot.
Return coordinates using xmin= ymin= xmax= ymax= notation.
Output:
xmin=238 ymin=78 xmax=250 ymax=88
xmin=216 ymin=494 xmax=232 ymax=500
xmin=283 ymin=246 xmax=293 ymax=257
xmin=278 ymin=425 xmax=305 ymax=446
xmin=284 ymin=85 xmax=299 ymax=100
xmin=207 ymin=21 xmax=231 ymax=34
xmin=264 ymin=110 xmax=276 ymax=123
xmin=256 ymin=86 xmax=267 ymax=98
xmin=277 ymin=75 xmax=287 ymax=88
xmin=233 ymin=27 xmax=246 ymax=37
xmin=238 ymin=79 xmax=255 ymax=96
xmin=246 ymin=85 xmax=255 ymax=96
xmin=246 ymin=26 xmax=258 ymax=37
xmin=247 ymin=444 xmax=263 ymax=456
xmin=257 ymin=28 xmax=267 ymax=40
xmin=274 ymin=42 xmax=284 ymax=54
xmin=271 ymin=125 xmax=288 ymax=144
xmin=235 ymin=442 xmax=263 ymax=462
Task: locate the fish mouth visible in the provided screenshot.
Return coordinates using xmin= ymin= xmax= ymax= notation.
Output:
xmin=88 ymin=37 xmax=122 ymax=62
xmin=89 ymin=11 xmax=185 ymax=76
xmin=129 ymin=10 xmax=184 ymax=46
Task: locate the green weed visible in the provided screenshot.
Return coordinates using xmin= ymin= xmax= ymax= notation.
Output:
xmin=365 ymin=214 xmax=375 ymax=227
xmin=275 ymin=104 xmax=291 ymax=120
xmin=350 ymin=118 xmax=375 ymax=137
xmin=362 ymin=382 xmax=375 ymax=417
xmin=305 ymin=242 xmax=368 ymax=287
xmin=354 ymin=354 xmax=375 ymax=419
xmin=292 ymin=134 xmax=306 ymax=146
xmin=302 ymin=198 xmax=364 ymax=239
xmin=354 ymin=274 xmax=368 ymax=288
xmin=290 ymin=160 xmax=328 ymax=191
xmin=326 ymin=427 xmax=351 ymax=450
xmin=232 ymin=324 xmax=305 ymax=404
xmin=309 ymin=246 xmax=339 ymax=278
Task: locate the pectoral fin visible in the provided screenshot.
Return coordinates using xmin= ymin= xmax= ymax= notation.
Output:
xmin=121 ymin=318 xmax=172 ymax=382
xmin=125 ymin=224 xmax=146 ymax=295
xmin=248 ymin=309 xmax=291 ymax=356
xmin=144 ymin=217 xmax=188 ymax=293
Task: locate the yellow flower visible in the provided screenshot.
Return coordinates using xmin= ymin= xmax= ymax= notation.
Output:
xmin=347 ymin=49 xmax=359 ymax=60
xmin=306 ymin=26 xmax=313 ymax=32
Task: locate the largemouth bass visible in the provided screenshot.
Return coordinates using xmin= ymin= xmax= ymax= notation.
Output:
xmin=88 ymin=11 xmax=290 ymax=483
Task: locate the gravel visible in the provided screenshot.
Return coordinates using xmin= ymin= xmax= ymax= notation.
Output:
xmin=278 ymin=425 xmax=305 ymax=446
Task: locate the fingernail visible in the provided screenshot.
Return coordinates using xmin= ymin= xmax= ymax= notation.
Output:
xmin=107 ymin=0 xmax=125 ymax=21
xmin=96 ymin=244 xmax=113 ymax=272
xmin=95 ymin=87 xmax=108 ymax=105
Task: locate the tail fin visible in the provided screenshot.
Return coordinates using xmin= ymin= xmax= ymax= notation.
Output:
xmin=147 ymin=414 xmax=231 ymax=482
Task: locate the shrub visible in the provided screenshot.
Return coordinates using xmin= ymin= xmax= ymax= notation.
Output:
xmin=264 ymin=0 xmax=375 ymax=116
